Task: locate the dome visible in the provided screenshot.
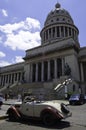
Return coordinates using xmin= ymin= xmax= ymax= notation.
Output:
xmin=40 ymin=3 xmax=79 ymax=46
xmin=44 ymin=3 xmax=74 ymax=27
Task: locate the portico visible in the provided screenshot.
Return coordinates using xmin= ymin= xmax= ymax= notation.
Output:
xmin=30 ymin=58 xmax=63 ymax=82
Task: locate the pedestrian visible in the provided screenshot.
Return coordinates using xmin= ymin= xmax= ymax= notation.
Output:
xmin=39 ymin=93 xmax=43 ymax=101
xmin=0 ymin=96 xmax=3 ymax=109
xmin=5 ymin=93 xmax=8 ymax=101
xmin=18 ymin=94 xmax=22 ymax=101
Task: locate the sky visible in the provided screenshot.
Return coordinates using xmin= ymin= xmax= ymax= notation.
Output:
xmin=0 ymin=0 xmax=86 ymax=67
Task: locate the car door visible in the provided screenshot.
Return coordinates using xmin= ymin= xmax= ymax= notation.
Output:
xmin=20 ymin=101 xmax=34 ymax=117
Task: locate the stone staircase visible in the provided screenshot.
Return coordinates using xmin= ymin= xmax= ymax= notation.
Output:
xmin=0 ymin=76 xmax=72 ymax=100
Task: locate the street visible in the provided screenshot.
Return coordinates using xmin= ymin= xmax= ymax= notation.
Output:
xmin=0 ymin=103 xmax=86 ymax=130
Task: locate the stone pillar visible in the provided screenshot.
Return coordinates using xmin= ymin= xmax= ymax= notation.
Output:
xmin=17 ymin=73 xmax=19 ymax=82
xmin=0 ymin=76 xmax=1 ymax=85
xmin=2 ymin=75 xmax=4 ymax=86
xmin=36 ymin=63 xmax=38 ymax=82
xmin=80 ymin=63 xmax=84 ymax=82
xmin=48 ymin=60 xmax=50 ymax=80
xmin=51 ymin=28 xmax=53 ymax=39
xmin=30 ymin=64 xmax=33 ymax=82
xmin=67 ymin=27 xmax=69 ymax=37
xmin=41 ymin=61 xmax=44 ymax=82
xmin=63 ymin=26 xmax=65 ymax=37
xmin=45 ymin=31 xmax=46 ymax=41
xmin=54 ymin=59 xmax=57 ymax=78
xmin=14 ymin=73 xmax=16 ymax=83
xmin=7 ymin=74 xmax=10 ymax=84
xmin=10 ymin=74 xmax=12 ymax=84
xmin=48 ymin=29 xmax=49 ymax=40
xmin=62 ymin=58 xmax=65 ymax=76
xmin=59 ymin=26 xmax=61 ymax=37
xmin=71 ymin=28 xmax=72 ymax=36
xmin=55 ymin=27 xmax=57 ymax=38
xmin=4 ymin=75 xmax=7 ymax=85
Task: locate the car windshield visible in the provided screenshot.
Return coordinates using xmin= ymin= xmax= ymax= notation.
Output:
xmin=71 ymin=94 xmax=80 ymax=98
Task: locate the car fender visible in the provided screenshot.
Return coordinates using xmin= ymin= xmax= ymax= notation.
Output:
xmin=7 ymin=106 xmax=21 ymax=118
xmin=40 ymin=107 xmax=62 ymax=119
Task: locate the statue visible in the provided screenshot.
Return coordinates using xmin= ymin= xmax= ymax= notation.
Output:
xmin=64 ymin=63 xmax=71 ymax=75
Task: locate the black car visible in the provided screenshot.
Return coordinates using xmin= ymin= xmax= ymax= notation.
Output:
xmin=69 ymin=94 xmax=85 ymax=105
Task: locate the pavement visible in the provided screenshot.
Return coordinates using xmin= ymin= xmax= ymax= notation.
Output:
xmin=0 ymin=99 xmax=18 ymax=120
xmin=0 ymin=99 xmax=69 ymax=120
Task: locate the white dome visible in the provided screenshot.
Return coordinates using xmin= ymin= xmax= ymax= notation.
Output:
xmin=44 ymin=3 xmax=74 ymax=27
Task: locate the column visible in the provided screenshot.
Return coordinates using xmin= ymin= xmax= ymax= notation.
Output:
xmin=48 ymin=60 xmax=50 ymax=80
xmin=30 ymin=64 xmax=33 ymax=82
xmin=51 ymin=28 xmax=53 ymax=39
xmin=10 ymin=74 xmax=12 ymax=84
xmin=63 ymin=26 xmax=65 ymax=37
xmin=67 ymin=27 xmax=69 ymax=37
xmin=0 ymin=76 xmax=1 ymax=85
xmin=3 ymin=75 xmax=5 ymax=86
xmin=7 ymin=74 xmax=10 ymax=84
xmin=48 ymin=29 xmax=49 ymax=40
xmin=16 ymin=73 xmax=18 ymax=82
xmin=54 ymin=59 xmax=58 ymax=79
xmin=62 ymin=58 xmax=65 ymax=76
xmin=80 ymin=63 xmax=84 ymax=82
xmin=41 ymin=61 xmax=44 ymax=82
xmin=36 ymin=63 xmax=38 ymax=82
xmin=4 ymin=75 xmax=7 ymax=85
xmin=71 ymin=28 xmax=72 ymax=36
xmin=45 ymin=31 xmax=47 ymax=41
xmin=20 ymin=71 xmax=22 ymax=81
xmin=1 ymin=75 xmax=4 ymax=86
xmin=59 ymin=26 xmax=61 ymax=37
xmin=55 ymin=27 xmax=57 ymax=38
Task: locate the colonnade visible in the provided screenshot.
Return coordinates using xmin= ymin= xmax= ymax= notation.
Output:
xmin=30 ymin=58 xmax=65 ymax=82
xmin=41 ymin=25 xmax=78 ymax=43
xmin=0 ymin=71 xmax=23 ymax=86
xmin=80 ymin=62 xmax=86 ymax=82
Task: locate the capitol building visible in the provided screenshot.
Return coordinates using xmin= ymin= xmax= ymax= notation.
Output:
xmin=0 ymin=3 xmax=86 ymax=99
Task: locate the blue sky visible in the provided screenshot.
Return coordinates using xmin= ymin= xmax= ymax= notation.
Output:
xmin=0 ymin=0 xmax=86 ymax=67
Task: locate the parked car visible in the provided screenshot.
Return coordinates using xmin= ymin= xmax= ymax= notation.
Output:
xmin=7 ymin=96 xmax=72 ymax=126
xmin=69 ymin=94 xmax=85 ymax=105
xmin=84 ymin=95 xmax=86 ymax=103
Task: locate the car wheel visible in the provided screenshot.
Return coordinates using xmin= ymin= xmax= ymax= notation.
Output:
xmin=8 ymin=110 xmax=19 ymax=121
xmin=69 ymin=102 xmax=72 ymax=105
xmin=80 ymin=101 xmax=84 ymax=105
xmin=42 ymin=113 xmax=55 ymax=126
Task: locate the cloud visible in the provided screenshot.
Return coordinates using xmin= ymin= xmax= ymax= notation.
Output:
xmin=12 ymin=56 xmax=24 ymax=63
xmin=0 ymin=17 xmax=41 ymax=51
xmin=0 ymin=55 xmax=24 ymax=67
xmin=0 ymin=60 xmax=11 ymax=67
xmin=1 ymin=9 xmax=8 ymax=17
xmin=0 ymin=51 xmax=6 ymax=58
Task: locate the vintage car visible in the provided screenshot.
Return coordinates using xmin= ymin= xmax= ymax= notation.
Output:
xmin=7 ymin=96 xmax=72 ymax=126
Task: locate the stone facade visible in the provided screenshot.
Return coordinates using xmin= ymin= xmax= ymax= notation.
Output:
xmin=0 ymin=3 xmax=86 ymax=98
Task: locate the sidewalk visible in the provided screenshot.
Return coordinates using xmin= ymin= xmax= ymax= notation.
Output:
xmin=0 ymin=99 xmax=18 ymax=120
xmin=0 ymin=99 xmax=69 ymax=120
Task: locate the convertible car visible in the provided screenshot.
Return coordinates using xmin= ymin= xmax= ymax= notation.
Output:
xmin=7 ymin=96 xmax=72 ymax=126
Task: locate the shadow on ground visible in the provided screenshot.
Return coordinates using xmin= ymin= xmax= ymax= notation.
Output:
xmin=6 ymin=118 xmax=71 ymax=129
